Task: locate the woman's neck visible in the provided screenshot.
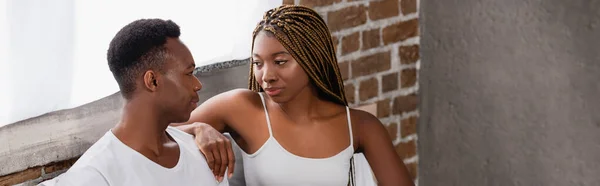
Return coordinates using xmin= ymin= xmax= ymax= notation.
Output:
xmin=274 ymin=86 xmax=339 ymax=123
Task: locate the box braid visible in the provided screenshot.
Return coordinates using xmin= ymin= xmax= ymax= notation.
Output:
xmin=248 ymin=5 xmax=348 ymax=106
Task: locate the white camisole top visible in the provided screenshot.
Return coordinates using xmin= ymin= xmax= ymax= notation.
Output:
xmin=240 ymin=93 xmax=355 ymax=186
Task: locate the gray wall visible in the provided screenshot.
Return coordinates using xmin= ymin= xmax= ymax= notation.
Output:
xmin=196 ymin=59 xmax=249 ymax=103
xmin=419 ymin=0 xmax=600 ymax=185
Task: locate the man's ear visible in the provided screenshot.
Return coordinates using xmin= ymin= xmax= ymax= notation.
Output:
xmin=143 ymin=70 xmax=159 ymax=92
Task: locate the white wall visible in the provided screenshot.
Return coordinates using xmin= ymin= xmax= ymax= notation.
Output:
xmin=0 ymin=0 xmax=281 ymax=126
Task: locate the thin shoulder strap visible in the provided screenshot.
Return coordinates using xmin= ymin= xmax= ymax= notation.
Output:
xmin=258 ymin=93 xmax=273 ymax=136
xmin=345 ymin=106 xmax=353 ymax=148
xmin=347 ymin=106 xmax=357 ymax=186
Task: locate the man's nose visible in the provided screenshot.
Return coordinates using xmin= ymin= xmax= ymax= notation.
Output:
xmin=193 ymin=77 xmax=202 ymax=92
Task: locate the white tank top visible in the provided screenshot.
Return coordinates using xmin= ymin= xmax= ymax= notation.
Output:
xmin=240 ymin=93 xmax=354 ymax=186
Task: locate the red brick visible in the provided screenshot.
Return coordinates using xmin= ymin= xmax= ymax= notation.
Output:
xmin=300 ymin=0 xmax=341 ymax=7
xmin=332 ymin=35 xmax=339 ymax=50
xmin=405 ymin=162 xmax=418 ymax=180
xmin=382 ymin=18 xmax=419 ymax=44
xmin=377 ymin=98 xmax=391 ymax=117
xmin=341 ymin=32 xmax=360 ymax=55
xmin=401 ymin=68 xmax=417 ymax=88
xmin=401 ymin=0 xmax=418 ymax=15
xmin=382 ymin=72 xmax=399 ymax=93
xmin=327 ymin=5 xmax=367 ymax=32
xmin=44 ymin=158 xmax=78 ymax=174
xmin=345 ymin=84 xmax=355 ymax=104
xmin=392 ymin=94 xmax=418 ymax=114
xmin=359 ymin=78 xmax=378 ymax=101
xmin=0 ymin=167 xmax=42 ymax=185
xmin=368 ymin=0 xmax=399 ymax=20
xmin=401 ymin=116 xmax=417 ymax=138
xmin=283 ymin=0 xmax=295 ymax=5
xmin=386 ymin=122 xmax=398 ymax=140
xmin=362 ymin=28 xmax=381 ymax=50
xmin=396 ymin=140 xmax=416 ymax=159
xmin=338 ymin=61 xmax=350 ymax=80
xmin=399 ymin=45 xmax=420 ymax=64
xmin=351 ymin=51 xmax=391 ymax=77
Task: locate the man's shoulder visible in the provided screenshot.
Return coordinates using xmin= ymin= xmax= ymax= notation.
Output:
xmin=166 ymin=126 xmax=194 ymax=141
xmin=165 ymin=126 xmax=211 ymax=164
xmin=66 ymin=130 xmax=129 ymax=177
xmin=165 ymin=126 xmax=199 ymax=153
xmin=40 ymin=132 xmax=116 ymax=186
xmin=44 ymin=165 xmax=109 ymax=186
xmin=73 ymin=131 xmax=120 ymax=165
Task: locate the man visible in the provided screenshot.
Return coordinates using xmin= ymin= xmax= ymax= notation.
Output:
xmin=40 ymin=18 xmax=227 ymax=186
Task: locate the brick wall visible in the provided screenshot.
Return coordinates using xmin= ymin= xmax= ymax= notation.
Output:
xmin=0 ymin=158 xmax=77 ymax=185
xmin=282 ymin=0 xmax=420 ymax=183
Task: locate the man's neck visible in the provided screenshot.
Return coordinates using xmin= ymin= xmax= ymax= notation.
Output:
xmin=112 ymin=98 xmax=172 ymax=157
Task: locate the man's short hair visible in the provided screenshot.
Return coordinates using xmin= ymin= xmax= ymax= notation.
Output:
xmin=107 ymin=19 xmax=181 ymax=99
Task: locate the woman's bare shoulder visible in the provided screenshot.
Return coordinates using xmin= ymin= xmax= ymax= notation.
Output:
xmin=348 ymin=108 xmax=380 ymax=127
xmin=217 ymin=88 xmax=263 ymax=108
xmin=348 ymin=108 xmax=386 ymax=147
xmin=188 ymin=89 xmax=265 ymax=131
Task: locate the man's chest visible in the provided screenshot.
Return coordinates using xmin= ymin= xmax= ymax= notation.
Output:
xmin=103 ymin=153 xmax=220 ymax=186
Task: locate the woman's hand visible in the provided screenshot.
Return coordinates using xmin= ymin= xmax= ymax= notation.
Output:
xmin=192 ymin=122 xmax=235 ymax=182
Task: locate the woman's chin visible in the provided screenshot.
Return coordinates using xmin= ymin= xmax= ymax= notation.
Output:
xmin=268 ymin=95 xmax=289 ymax=104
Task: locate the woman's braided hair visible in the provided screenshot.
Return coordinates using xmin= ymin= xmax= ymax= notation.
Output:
xmin=249 ymin=5 xmax=348 ymax=106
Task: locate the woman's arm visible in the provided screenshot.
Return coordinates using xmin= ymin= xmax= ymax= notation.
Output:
xmin=354 ymin=110 xmax=414 ymax=186
xmin=173 ymin=89 xmax=250 ymax=132
xmin=171 ymin=88 xmax=255 ymax=182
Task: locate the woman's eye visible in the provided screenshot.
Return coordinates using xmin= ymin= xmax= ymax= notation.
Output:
xmin=275 ymin=60 xmax=288 ymax=65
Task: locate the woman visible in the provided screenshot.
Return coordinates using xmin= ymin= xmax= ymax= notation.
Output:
xmin=176 ymin=5 xmax=414 ymax=186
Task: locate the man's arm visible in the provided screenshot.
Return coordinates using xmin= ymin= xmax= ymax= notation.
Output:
xmin=354 ymin=110 xmax=415 ymax=186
